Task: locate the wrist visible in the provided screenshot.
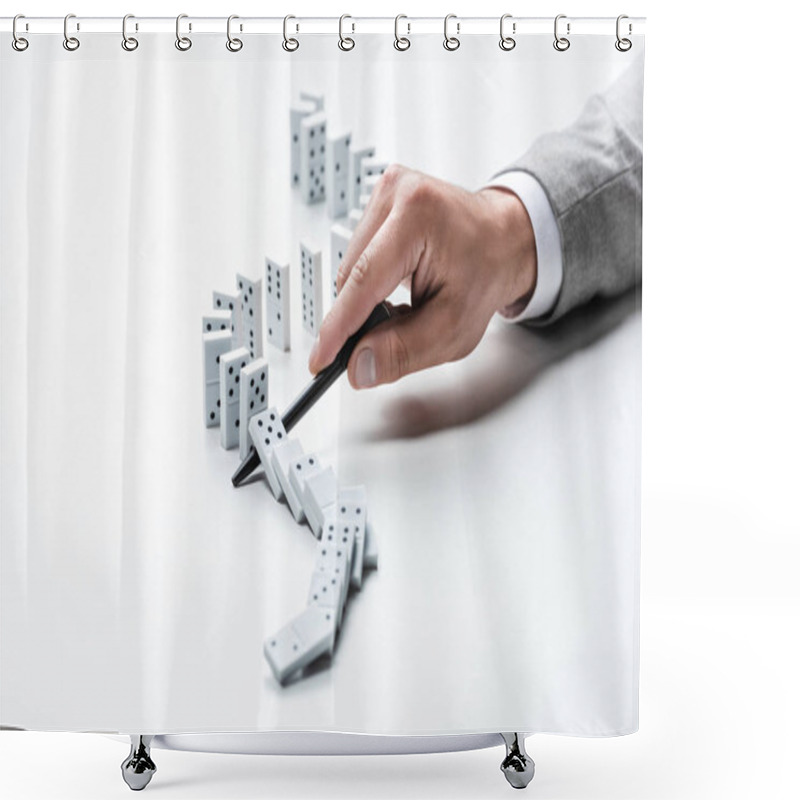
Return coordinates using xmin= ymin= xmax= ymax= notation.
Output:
xmin=476 ymin=187 xmax=537 ymax=315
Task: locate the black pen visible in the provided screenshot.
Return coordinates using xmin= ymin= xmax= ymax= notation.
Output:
xmin=231 ymin=301 xmax=391 ymax=487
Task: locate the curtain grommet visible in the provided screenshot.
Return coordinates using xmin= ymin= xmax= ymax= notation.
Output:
xmin=553 ymin=14 xmax=570 ymax=52
xmin=499 ymin=14 xmax=516 ymax=51
xmin=63 ymin=13 xmax=80 ymax=51
xmin=443 ymin=14 xmax=460 ymax=51
xmin=615 ymin=15 xmax=632 ymax=52
xmin=394 ymin=15 xmax=411 ymax=51
xmin=176 ymin=14 xmax=192 ymax=51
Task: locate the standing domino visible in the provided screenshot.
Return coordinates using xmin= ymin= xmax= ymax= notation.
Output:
xmin=202 ymin=310 xmax=232 ymax=334
xmin=346 ymin=208 xmax=363 ymax=231
xmin=290 ymin=101 xmax=316 ymax=188
xmin=265 ymin=258 xmax=291 ymax=352
xmin=329 ymin=223 xmax=352 ymax=303
xmin=299 ymin=91 xmax=324 ymax=111
xmin=337 ymin=486 xmax=368 ymax=590
xmin=212 ymin=290 xmax=243 ymax=347
xmin=270 ymin=439 xmax=306 ymax=522
xmin=238 ymin=358 xmax=269 ymax=459
xmin=219 ymin=347 xmax=251 ymax=450
xmin=236 ymin=273 xmax=263 ymax=359
xmin=302 ymin=466 xmax=338 ymax=538
xmin=299 ymin=112 xmax=327 ymax=205
xmin=360 ymin=158 xmax=388 ymax=184
xmin=300 ymin=242 xmax=323 ymax=336
xmin=202 ymin=330 xmax=233 ymax=428
xmin=263 ymin=605 xmax=336 ymax=685
xmin=348 ymin=145 xmax=376 ymax=210
xmin=326 ymin=132 xmax=351 ymax=219
xmin=288 ymin=454 xmax=323 ymax=529
xmin=248 ymin=408 xmax=287 ymax=499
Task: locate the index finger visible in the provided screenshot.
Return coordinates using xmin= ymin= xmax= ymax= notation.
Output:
xmin=308 ymin=212 xmax=423 ymax=374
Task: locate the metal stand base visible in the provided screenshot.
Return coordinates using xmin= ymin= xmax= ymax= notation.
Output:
xmin=500 ymin=732 xmax=535 ymax=789
xmin=121 ymin=735 xmax=157 ymax=791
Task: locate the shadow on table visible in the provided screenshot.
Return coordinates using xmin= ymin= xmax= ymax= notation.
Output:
xmin=364 ymin=286 xmax=640 ymax=441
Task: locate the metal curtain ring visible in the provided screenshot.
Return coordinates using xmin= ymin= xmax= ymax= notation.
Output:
xmin=615 ymin=14 xmax=632 ymax=51
xmin=499 ymin=13 xmax=516 ymax=51
xmin=122 ymin=14 xmax=139 ymax=51
xmin=394 ymin=14 xmax=410 ymax=51
xmin=63 ymin=13 xmax=80 ymax=51
xmin=283 ymin=15 xmax=299 ymax=52
xmin=176 ymin=14 xmax=192 ymax=51
xmin=12 ymin=14 xmax=29 ymax=51
xmin=553 ymin=14 xmax=570 ymax=52
xmin=443 ymin=14 xmax=460 ymax=51
xmin=338 ymin=14 xmax=355 ymax=51
xmin=226 ymin=15 xmax=243 ymax=51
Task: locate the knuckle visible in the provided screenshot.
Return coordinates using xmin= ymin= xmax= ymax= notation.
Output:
xmin=348 ymin=251 xmax=372 ymax=292
xmin=386 ymin=327 xmax=411 ymax=381
xmin=381 ymin=163 xmax=405 ymax=190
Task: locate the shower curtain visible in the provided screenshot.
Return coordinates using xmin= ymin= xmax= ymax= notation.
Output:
xmin=0 ymin=22 xmax=643 ymax=737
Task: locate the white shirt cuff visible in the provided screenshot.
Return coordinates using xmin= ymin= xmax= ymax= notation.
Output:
xmin=486 ymin=170 xmax=563 ymax=322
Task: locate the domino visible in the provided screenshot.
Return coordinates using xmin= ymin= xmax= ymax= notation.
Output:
xmin=202 ymin=330 xmax=233 ymax=428
xmin=299 ymin=91 xmax=324 ymax=111
xmin=265 ymin=258 xmax=291 ymax=352
xmin=363 ymin=521 xmax=379 ymax=570
xmin=302 ymin=466 xmax=338 ymax=538
xmin=288 ymin=454 xmax=323 ymax=529
xmin=360 ymin=158 xmax=388 ymax=183
xmin=238 ymin=358 xmax=269 ymax=459
xmin=270 ymin=439 xmax=306 ymax=523
xmin=299 ymin=112 xmax=327 ymax=205
xmin=248 ymin=408 xmax=287 ymax=498
xmin=325 ymin=131 xmax=351 ymax=219
xmin=358 ymin=193 xmax=371 ymax=210
xmin=202 ymin=310 xmax=232 ymax=334
xmin=337 ymin=486 xmax=368 ymax=590
xmin=219 ymin=347 xmax=251 ymax=450
xmin=348 ymin=145 xmax=376 ymax=210
xmin=329 ymin=223 xmax=352 ymax=302
xmin=346 ymin=208 xmax=363 ymax=231
xmin=263 ymin=605 xmax=336 ymax=685
xmin=300 ymin=242 xmax=323 ymax=335
xmin=315 ymin=519 xmax=357 ymax=628
xmin=236 ymin=273 xmax=263 ymax=359
xmin=290 ymin=101 xmax=316 ymax=188
xmin=362 ymin=173 xmax=383 ymax=197
xmin=212 ymin=290 xmax=244 ymax=347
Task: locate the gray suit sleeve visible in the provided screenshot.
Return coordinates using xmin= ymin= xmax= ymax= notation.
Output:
xmin=498 ymin=61 xmax=643 ymax=323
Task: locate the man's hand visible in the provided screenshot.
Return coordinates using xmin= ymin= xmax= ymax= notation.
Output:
xmin=308 ymin=165 xmax=537 ymax=389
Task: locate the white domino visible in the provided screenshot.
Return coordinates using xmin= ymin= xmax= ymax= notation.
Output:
xmin=288 ymin=454 xmax=323 ymax=528
xmin=212 ymin=290 xmax=243 ymax=347
xmin=263 ymin=605 xmax=336 ymax=685
xmin=364 ymin=521 xmax=379 ymax=570
xmin=265 ymin=258 xmax=291 ymax=352
xmin=348 ymin=145 xmax=375 ymax=210
xmin=238 ymin=358 xmax=269 ymax=459
xmin=346 ymin=208 xmax=363 ymax=231
xmin=290 ymin=101 xmax=315 ymax=188
xmin=299 ymin=91 xmax=324 ymax=111
xmin=202 ymin=310 xmax=232 ymax=334
xmin=311 ymin=521 xmax=355 ymax=629
xmin=360 ymin=158 xmax=388 ymax=183
xmin=270 ymin=439 xmax=306 ymax=522
xmin=329 ymin=223 xmax=352 ymax=302
xmin=300 ymin=242 xmax=323 ymax=335
xmin=248 ymin=408 xmax=287 ymax=498
xmin=219 ymin=347 xmax=251 ymax=450
xmin=358 ymin=193 xmax=371 ymax=210
xmin=202 ymin=330 xmax=233 ymax=428
xmin=325 ymin=131 xmax=351 ymax=219
xmin=362 ymin=173 xmax=382 ymax=197
xmin=299 ymin=112 xmax=327 ymax=205
xmin=303 ymin=466 xmax=338 ymax=538
xmin=337 ymin=486 xmax=368 ymax=590
xmin=235 ymin=273 xmax=263 ymax=359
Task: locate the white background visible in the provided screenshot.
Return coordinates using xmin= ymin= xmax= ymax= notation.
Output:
xmin=1 ymin=2 xmax=798 ymax=800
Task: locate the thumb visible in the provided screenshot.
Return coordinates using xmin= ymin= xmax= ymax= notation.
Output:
xmin=347 ymin=301 xmax=452 ymax=389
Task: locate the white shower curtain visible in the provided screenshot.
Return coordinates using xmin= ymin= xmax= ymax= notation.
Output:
xmin=1 ymin=28 xmax=642 ymax=736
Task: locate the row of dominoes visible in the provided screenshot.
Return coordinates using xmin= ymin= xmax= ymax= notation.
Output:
xmin=247 ymin=406 xmax=378 ymax=684
xmin=290 ymin=91 xmax=390 ymax=220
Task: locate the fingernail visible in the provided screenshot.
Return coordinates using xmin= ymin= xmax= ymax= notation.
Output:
xmin=308 ymin=337 xmax=320 ymax=368
xmin=354 ymin=348 xmax=376 ymax=388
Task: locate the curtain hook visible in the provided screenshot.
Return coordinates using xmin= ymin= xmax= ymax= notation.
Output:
xmin=443 ymin=14 xmax=460 ymax=51
xmin=553 ymin=14 xmax=570 ymax=52
xmin=394 ymin=14 xmax=410 ymax=51
xmin=338 ymin=14 xmax=355 ymax=51
xmin=615 ymin=15 xmax=632 ymax=52
xmin=12 ymin=14 xmax=29 ymax=51
xmin=122 ymin=14 xmax=139 ymax=51
xmin=63 ymin=13 xmax=80 ymax=51
xmin=176 ymin=13 xmax=192 ymax=51
xmin=283 ymin=15 xmax=299 ymax=52
xmin=226 ymin=15 xmax=243 ymax=52
xmin=499 ymin=14 xmax=516 ymax=51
